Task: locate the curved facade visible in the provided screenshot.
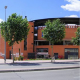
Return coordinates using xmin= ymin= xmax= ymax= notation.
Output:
xmin=0 ymin=18 xmax=80 ymax=59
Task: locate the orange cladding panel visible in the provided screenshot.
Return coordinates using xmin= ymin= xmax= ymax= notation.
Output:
xmin=64 ymin=27 xmax=77 ymax=40
xmin=35 ymin=45 xmax=79 ymax=58
xmin=27 ymin=22 xmax=34 ymax=53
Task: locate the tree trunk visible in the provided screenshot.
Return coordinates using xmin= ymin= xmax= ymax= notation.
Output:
xmin=12 ymin=46 xmax=14 ymax=63
xmin=51 ymin=43 xmax=55 ymax=62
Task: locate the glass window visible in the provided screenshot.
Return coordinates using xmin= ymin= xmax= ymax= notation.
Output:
xmin=34 ymin=34 xmax=37 ymax=36
xmin=34 ymin=27 xmax=37 ymax=30
xmin=38 ymin=41 xmax=49 ymax=45
xmin=65 ymin=41 xmax=73 ymax=45
xmin=24 ymin=36 xmax=27 ymax=50
xmin=42 ymin=32 xmax=43 ymax=37
xmin=65 ymin=48 xmax=78 ymax=52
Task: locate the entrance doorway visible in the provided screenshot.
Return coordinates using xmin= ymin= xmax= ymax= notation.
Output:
xmin=54 ymin=53 xmax=58 ymax=59
xmin=9 ymin=51 xmax=11 ymax=59
xmin=65 ymin=48 xmax=78 ymax=59
xmin=36 ymin=48 xmax=48 ymax=58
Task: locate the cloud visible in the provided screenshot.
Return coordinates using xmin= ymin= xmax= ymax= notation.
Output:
xmin=61 ymin=0 xmax=80 ymax=11
xmin=0 ymin=19 xmax=4 ymax=23
xmin=65 ymin=15 xmax=78 ymax=17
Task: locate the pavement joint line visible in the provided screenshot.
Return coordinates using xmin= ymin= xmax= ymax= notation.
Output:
xmin=0 ymin=66 xmax=80 ymax=73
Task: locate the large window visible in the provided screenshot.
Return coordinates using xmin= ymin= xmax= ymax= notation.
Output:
xmin=65 ymin=48 xmax=78 ymax=59
xmin=38 ymin=41 xmax=49 ymax=45
xmin=54 ymin=41 xmax=63 ymax=45
xmin=65 ymin=41 xmax=73 ymax=45
xmin=34 ymin=27 xmax=38 ymax=33
xmin=34 ymin=26 xmax=38 ymax=40
xmin=65 ymin=48 xmax=78 ymax=52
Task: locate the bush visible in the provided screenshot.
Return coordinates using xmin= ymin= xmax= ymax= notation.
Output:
xmin=58 ymin=55 xmax=63 ymax=59
xmin=18 ymin=55 xmax=24 ymax=60
xmin=14 ymin=57 xmax=17 ymax=61
xmin=20 ymin=55 xmax=24 ymax=60
xmin=18 ymin=56 xmax=20 ymax=60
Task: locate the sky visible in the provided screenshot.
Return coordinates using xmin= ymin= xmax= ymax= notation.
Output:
xmin=0 ymin=0 xmax=80 ymax=23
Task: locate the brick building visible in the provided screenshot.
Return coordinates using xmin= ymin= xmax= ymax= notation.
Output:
xmin=0 ymin=18 xmax=80 ymax=59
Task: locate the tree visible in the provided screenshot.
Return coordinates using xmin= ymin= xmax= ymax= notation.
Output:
xmin=42 ymin=19 xmax=65 ymax=62
xmin=72 ymin=27 xmax=80 ymax=45
xmin=0 ymin=13 xmax=30 ymax=63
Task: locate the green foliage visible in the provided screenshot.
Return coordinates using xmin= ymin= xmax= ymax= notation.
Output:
xmin=20 ymin=55 xmax=24 ymax=60
xmin=14 ymin=57 xmax=17 ymax=61
xmin=42 ymin=19 xmax=65 ymax=44
xmin=0 ymin=13 xmax=30 ymax=46
xmin=0 ymin=22 xmax=6 ymax=38
xmin=18 ymin=56 xmax=20 ymax=60
xmin=72 ymin=27 xmax=80 ymax=45
xmin=18 ymin=55 xmax=24 ymax=60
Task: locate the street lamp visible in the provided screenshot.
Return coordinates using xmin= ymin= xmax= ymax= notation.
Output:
xmin=4 ymin=6 xmax=7 ymax=63
xmin=79 ymin=12 xmax=80 ymax=58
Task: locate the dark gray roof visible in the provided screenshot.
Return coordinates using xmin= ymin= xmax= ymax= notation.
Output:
xmin=29 ymin=17 xmax=80 ymax=26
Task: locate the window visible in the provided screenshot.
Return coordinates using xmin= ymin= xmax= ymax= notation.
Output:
xmin=34 ymin=27 xmax=37 ymax=30
xmin=54 ymin=41 xmax=63 ymax=45
xmin=65 ymin=41 xmax=73 ymax=45
xmin=24 ymin=36 xmax=27 ymax=50
xmin=34 ymin=34 xmax=37 ymax=36
xmin=36 ymin=41 xmax=63 ymax=45
xmin=34 ymin=27 xmax=38 ymax=33
xmin=42 ymin=32 xmax=43 ymax=37
xmin=34 ymin=36 xmax=37 ymax=40
xmin=38 ymin=41 xmax=49 ymax=45
xmin=34 ymin=26 xmax=38 ymax=40
xmin=65 ymin=48 xmax=78 ymax=52
xmin=37 ymin=48 xmax=48 ymax=52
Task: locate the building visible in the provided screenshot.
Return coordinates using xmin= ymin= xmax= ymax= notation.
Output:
xmin=0 ymin=18 xmax=80 ymax=59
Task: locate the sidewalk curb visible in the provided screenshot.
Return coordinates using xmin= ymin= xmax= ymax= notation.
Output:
xmin=0 ymin=66 xmax=80 ymax=73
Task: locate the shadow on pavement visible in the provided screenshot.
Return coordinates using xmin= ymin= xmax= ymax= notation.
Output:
xmin=7 ymin=62 xmax=40 ymax=66
xmin=52 ymin=62 xmax=79 ymax=64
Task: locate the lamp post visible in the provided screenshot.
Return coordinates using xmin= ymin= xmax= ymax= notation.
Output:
xmin=78 ymin=15 xmax=80 ymax=59
xmin=4 ymin=6 xmax=7 ymax=63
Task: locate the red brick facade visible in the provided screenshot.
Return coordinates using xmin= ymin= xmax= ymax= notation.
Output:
xmin=0 ymin=18 xmax=80 ymax=59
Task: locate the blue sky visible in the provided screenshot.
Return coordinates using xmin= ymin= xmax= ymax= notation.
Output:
xmin=0 ymin=0 xmax=80 ymax=22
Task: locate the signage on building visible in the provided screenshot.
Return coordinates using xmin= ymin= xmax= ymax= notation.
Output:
xmin=37 ymin=52 xmax=48 ymax=55
xmin=38 ymin=26 xmax=46 ymax=29
xmin=16 ymin=53 xmax=19 ymax=57
xmin=21 ymin=53 xmax=23 ymax=56
xmin=0 ymin=52 xmax=2 ymax=56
